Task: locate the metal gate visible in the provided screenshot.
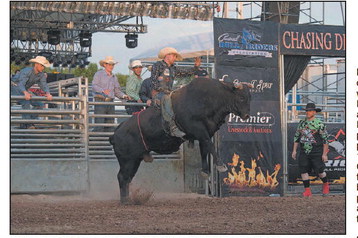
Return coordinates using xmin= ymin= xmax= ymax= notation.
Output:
xmin=10 ymin=77 xmax=184 ymax=195
xmin=10 ymin=77 xmax=89 ymax=193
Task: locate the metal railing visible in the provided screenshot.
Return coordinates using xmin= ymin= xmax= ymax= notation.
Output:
xmin=10 ymin=77 xmax=182 ymax=162
xmin=10 ymin=96 xmax=87 ymax=159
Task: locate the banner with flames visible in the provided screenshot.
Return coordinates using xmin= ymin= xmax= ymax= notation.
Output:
xmin=214 ymin=18 xmax=283 ymax=196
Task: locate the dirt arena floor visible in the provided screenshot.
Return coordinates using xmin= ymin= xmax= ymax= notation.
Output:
xmin=11 ymin=193 xmax=345 ymax=235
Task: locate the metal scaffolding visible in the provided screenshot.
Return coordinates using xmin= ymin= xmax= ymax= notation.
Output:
xmin=10 ymin=2 xmax=216 ymax=67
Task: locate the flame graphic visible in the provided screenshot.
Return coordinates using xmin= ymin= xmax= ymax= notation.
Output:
xmin=223 ymin=153 xmax=281 ymax=190
xmin=332 ymin=177 xmax=345 ymax=184
xmin=296 ymin=176 xmax=345 ymax=184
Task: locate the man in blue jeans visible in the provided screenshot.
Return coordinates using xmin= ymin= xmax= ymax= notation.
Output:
xmin=11 ymin=56 xmax=53 ymax=129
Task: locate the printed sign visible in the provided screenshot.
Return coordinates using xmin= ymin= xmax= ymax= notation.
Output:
xmin=214 ymin=18 xmax=283 ymax=196
xmin=280 ymin=24 xmax=346 ymax=56
xmin=214 ymin=18 xmax=279 ymax=68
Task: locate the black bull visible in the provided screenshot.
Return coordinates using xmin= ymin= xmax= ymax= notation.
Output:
xmin=109 ymin=77 xmax=252 ymax=202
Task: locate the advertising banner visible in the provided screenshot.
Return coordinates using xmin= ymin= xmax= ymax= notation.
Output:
xmin=214 ymin=18 xmax=279 ymax=68
xmin=214 ymin=18 xmax=283 ymax=196
xmin=280 ymin=24 xmax=346 ymax=56
xmin=287 ymin=123 xmax=346 ymax=184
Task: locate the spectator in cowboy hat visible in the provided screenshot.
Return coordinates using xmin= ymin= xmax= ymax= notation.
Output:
xmin=292 ymin=103 xmax=330 ymax=197
xmin=92 ymin=56 xmax=131 ymax=132
xmin=125 ymin=60 xmax=144 ymax=115
xmin=10 ymin=56 xmax=53 ymax=129
xmin=149 ymin=47 xmax=201 ymax=102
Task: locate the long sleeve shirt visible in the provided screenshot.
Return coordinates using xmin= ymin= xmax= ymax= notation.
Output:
xmin=139 ymin=78 xmax=153 ymax=103
xmin=126 ymin=74 xmax=142 ymax=101
xmin=11 ymin=67 xmax=49 ymax=93
xmin=149 ymin=60 xmax=198 ymax=91
xmin=92 ymin=70 xmax=125 ymax=99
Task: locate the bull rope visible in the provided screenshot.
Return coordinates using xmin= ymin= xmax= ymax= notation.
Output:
xmin=135 ymin=109 xmax=149 ymax=151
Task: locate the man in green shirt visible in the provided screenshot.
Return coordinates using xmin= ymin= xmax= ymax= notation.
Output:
xmin=292 ymin=103 xmax=329 ymax=197
xmin=125 ymin=60 xmax=144 ymax=114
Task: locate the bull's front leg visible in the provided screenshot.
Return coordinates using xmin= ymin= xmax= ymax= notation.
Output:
xmin=199 ymin=139 xmax=228 ymax=175
xmin=199 ymin=140 xmax=210 ymax=178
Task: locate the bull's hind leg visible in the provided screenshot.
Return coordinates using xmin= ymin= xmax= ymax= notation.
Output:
xmin=117 ymin=170 xmax=129 ymax=204
xmin=117 ymin=159 xmax=142 ymax=204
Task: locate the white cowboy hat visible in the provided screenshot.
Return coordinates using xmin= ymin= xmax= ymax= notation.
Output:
xmin=158 ymin=47 xmax=183 ymax=61
xmin=128 ymin=60 xmax=143 ymax=70
xmin=29 ymin=56 xmax=51 ymax=67
xmin=99 ymin=56 xmax=118 ymax=67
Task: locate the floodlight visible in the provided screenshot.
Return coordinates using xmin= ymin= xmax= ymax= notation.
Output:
xmin=125 ymin=33 xmax=138 ymax=48
xmin=142 ymin=3 xmax=152 ymax=16
xmin=188 ymin=7 xmax=197 ymax=20
xmin=39 ymin=51 xmax=53 ymax=59
xmin=79 ymin=31 xmax=92 ymax=48
xmin=47 ymin=30 xmax=61 ymax=45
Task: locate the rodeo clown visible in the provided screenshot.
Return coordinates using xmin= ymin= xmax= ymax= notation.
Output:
xmin=291 ymin=103 xmax=330 ymax=197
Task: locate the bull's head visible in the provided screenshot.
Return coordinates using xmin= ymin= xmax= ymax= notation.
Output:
xmin=231 ymin=79 xmax=253 ymax=120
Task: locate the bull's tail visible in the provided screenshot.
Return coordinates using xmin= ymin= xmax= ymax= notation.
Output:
xmin=109 ymin=122 xmax=123 ymax=145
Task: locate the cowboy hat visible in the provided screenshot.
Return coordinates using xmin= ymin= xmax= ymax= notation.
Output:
xmin=128 ymin=60 xmax=143 ymax=70
xmin=29 ymin=56 xmax=51 ymax=67
xmin=158 ymin=47 xmax=183 ymax=61
xmin=99 ymin=56 xmax=118 ymax=67
xmin=304 ymin=103 xmax=322 ymax=112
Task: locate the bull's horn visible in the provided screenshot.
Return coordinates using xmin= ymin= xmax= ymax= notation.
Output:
xmin=245 ymin=83 xmax=254 ymax=88
xmin=233 ymin=80 xmax=243 ymax=89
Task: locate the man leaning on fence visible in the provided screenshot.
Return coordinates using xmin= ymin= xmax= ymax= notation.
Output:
xmin=11 ymin=56 xmax=53 ymax=129
xmin=91 ymin=56 xmax=131 ymax=132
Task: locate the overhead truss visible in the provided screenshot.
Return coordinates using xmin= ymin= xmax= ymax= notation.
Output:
xmin=10 ymin=1 xmax=216 ymax=67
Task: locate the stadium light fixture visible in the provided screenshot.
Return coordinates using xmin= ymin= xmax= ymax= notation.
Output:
xmin=47 ymin=30 xmax=61 ymax=45
xmin=125 ymin=33 xmax=138 ymax=48
xmin=79 ymin=31 xmax=92 ymax=48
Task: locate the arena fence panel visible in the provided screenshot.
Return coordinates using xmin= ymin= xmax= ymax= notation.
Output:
xmin=10 ymin=77 xmax=185 ymax=194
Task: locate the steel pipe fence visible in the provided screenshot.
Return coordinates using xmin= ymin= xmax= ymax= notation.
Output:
xmin=11 ymin=96 xmax=87 ymax=160
xmin=10 ymin=77 xmax=182 ymax=194
xmin=11 ymin=87 xmax=181 ymax=161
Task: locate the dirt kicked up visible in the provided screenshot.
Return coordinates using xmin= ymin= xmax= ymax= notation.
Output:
xmin=10 ymin=193 xmax=345 ymax=235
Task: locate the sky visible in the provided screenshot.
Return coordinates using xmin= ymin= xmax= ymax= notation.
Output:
xmin=89 ymin=2 xmax=346 ymax=75
xmin=90 ymin=17 xmax=213 ymax=74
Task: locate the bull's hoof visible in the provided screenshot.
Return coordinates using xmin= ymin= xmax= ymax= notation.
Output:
xmin=120 ymin=198 xmax=130 ymax=205
xmin=200 ymin=170 xmax=209 ymax=179
xmin=216 ymin=164 xmax=228 ymax=172
xmin=143 ymin=154 xmax=154 ymax=163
